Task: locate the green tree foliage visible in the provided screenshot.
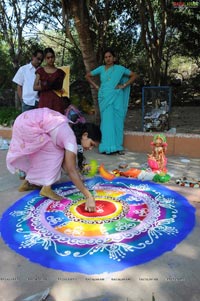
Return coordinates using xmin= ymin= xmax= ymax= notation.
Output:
xmin=0 ymin=0 xmax=66 ymax=69
xmin=169 ymin=7 xmax=200 ymax=66
xmin=0 ymin=0 xmax=46 ymax=68
xmin=0 ymin=0 xmax=199 ymax=105
xmin=0 ymin=39 xmax=13 ymax=89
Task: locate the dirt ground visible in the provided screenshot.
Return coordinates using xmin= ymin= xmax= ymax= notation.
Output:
xmin=124 ymin=105 xmax=200 ymax=134
xmin=86 ymin=106 xmax=200 ymax=134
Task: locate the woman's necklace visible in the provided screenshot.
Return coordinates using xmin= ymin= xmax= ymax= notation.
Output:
xmin=106 ymin=65 xmax=114 ymax=81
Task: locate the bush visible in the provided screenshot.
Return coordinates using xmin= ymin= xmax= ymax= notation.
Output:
xmin=0 ymin=107 xmax=21 ymax=127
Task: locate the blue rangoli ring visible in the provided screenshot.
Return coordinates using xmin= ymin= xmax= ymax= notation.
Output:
xmin=0 ymin=177 xmax=195 ymax=274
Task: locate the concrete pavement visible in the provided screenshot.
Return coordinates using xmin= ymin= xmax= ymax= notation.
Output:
xmin=0 ymin=146 xmax=200 ymax=301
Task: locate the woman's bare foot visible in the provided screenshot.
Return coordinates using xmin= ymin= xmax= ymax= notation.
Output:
xmin=18 ymin=180 xmax=41 ymax=192
xmin=85 ymin=196 xmax=96 ymax=212
xmin=40 ymin=186 xmax=62 ymax=201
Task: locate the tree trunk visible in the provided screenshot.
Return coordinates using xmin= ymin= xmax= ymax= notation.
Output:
xmin=138 ymin=0 xmax=167 ymax=85
xmin=62 ymin=0 xmax=100 ymax=123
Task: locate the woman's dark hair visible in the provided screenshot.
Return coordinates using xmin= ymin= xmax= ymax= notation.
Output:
xmin=71 ymin=122 xmax=101 ymax=170
xmin=103 ymin=48 xmax=118 ymax=64
xmin=103 ymin=48 xmax=116 ymax=58
xmin=44 ymin=47 xmax=55 ymax=58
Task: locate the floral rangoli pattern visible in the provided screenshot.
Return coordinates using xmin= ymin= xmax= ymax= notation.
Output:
xmin=0 ymin=177 xmax=195 ymax=274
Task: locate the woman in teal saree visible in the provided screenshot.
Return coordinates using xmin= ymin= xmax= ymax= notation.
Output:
xmin=86 ymin=49 xmax=137 ymax=155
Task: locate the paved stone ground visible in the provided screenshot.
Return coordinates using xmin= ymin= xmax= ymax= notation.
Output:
xmin=0 ymin=148 xmax=200 ymax=301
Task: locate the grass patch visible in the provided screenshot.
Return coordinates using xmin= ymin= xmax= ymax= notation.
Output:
xmin=0 ymin=106 xmax=21 ymax=127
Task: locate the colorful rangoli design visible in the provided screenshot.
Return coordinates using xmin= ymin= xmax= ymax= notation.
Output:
xmin=0 ymin=177 xmax=195 ymax=274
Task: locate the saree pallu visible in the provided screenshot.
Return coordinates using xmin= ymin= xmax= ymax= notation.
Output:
xmin=6 ymin=108 xmax=77 ymax=186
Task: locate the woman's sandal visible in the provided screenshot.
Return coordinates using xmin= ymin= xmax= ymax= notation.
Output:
xmin=100 ymin=151 xmax=125 ymax=155
xmin=117 ymin=151 xmax=125 ymax=155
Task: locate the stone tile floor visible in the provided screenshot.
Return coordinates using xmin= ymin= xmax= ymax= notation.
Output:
xmin=0 ymin=148 xmax=200 ymax=301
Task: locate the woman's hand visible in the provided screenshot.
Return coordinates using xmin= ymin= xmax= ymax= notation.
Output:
xmin=63 ymin=150 xmax=96 ymax=212
xmin=85 ymin=195 xmax=96 ymax=212
xmin=33 ymin=74 xmax=42 ymax=91
xmin=85 ymin=72 xmax=99 ymax=91
xmin=116 ymin=84 xmax=127 ymax=89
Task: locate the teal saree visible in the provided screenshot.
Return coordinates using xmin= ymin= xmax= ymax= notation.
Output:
xmin=91 ymin=64 xmax=131 ymax=154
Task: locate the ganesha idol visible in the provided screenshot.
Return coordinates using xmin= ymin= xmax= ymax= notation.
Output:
xmin=148 ymin=134 xmax=168 ymax=173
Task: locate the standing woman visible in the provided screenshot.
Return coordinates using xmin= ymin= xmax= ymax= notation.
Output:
xmin=34 ymin=47 xmax=66 ymax=114
xmin=86 ymin=48 xmax=137 ymax=155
